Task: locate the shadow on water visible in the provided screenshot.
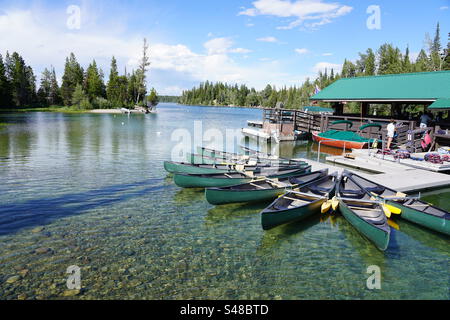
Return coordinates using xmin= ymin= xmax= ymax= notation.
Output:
xmin=172 ymin=188 xmax=206 ymax=205
xmin=0 ymin=178 xmax=166 ymax=236
xmin=257 ymin=215 xmax=323 ymax=253
xmin=395 ymin=219 xmax=450 ymax=256
xmin=204 ymin=201 xmax=271 ymax=225
xmin=332 ymin=214 xmax=388 ymax=266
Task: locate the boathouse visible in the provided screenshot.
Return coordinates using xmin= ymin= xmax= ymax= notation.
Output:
xmin=259 ymin=71 xmax=450 ymax=150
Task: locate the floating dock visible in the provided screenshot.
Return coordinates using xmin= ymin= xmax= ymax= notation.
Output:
xmin=247 ymin=120 xmax=263 ymax=128
xmin=326 ymin=149 xmax=450 ymax=173
xmin=242 ymin=128 xmax=272 ymax=141
xmin=293 ymin=158 xmax=450 ymax=193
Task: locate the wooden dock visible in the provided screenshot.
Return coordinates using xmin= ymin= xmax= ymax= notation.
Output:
xmin=293 ymin=158 xmax=450 ymax=193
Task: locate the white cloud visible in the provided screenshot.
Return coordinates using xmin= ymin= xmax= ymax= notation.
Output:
xmin=440 ymin=6 xmax=449 ymax=10
xmin=0 ymin=9 xmax=294 ymax=95
xmin=313 ymin=62 xmax=342 ymax=73
xmin=203 ymin=37 xmax=252 ymax=55
xmin=239 ymin=0 xmax=353 ymax=30
xmin=257 ymin=36 xmax=278 ymax=42
xmin=322 ymin=52 xmax=333 ymax=56
xmin=295 ymin=48 xmax=309 ymax=54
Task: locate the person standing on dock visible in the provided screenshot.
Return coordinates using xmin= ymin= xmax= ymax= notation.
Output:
xmin=387 ymin=119 xmax=396 ymax=150
xmin=420 ymin=112 xmax=432 ymax=129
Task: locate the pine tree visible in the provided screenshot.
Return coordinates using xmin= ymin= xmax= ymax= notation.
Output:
xmin=136 ymin=38 xmax=151 ymax=105
xmin=402 ymin=46 xmax=412 ymax=73
xmin=71 ymin=83 xmax=91 ymax=109
xmin=430 ymin=23 xmax=443 ymax=70
xmin=443 ymin=32 xmax=450 ymax=70
xmin=0 ymin=54 xmax=12 ymax=107
xmin=147 ymin=88 xmax=159 ymax=106
xmin=61 ymin=53 xmax=84 ymax=106
xmin=7 ymin=52 xmax=36 ymax=107
xmin=37 ymin=68 xmax=52 ymax=106
xmin=84 ymin=60 xmax=105 ymax=101
xmin=107 ymin=56 xmax=121 ymax=107
xmin=49 ymin=67 xmax=61 ymax=105
xmin=414 ymin=49 xmax=430 ymax=72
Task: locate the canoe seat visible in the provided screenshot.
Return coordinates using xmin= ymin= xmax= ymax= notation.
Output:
xmin=353 ymin=208 xmax=386 ymax=225
xmin=308 ymin=185 xmax=331 ymax=194
xmin=341 ymin=189 xmax=365 ymax=197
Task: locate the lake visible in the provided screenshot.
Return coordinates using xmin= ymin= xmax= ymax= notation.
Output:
xmin=0 ymin=103 xmax=449 ymax=300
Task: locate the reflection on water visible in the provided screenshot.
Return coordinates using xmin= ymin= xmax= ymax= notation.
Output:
xmin=0 ymin=105 xmax=449 ymax=300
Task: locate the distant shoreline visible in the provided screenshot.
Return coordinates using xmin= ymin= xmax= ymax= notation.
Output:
xmin=160 ymin=102 xmax=265 ymax=110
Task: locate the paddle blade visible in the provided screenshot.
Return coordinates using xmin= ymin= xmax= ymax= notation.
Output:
xmin=331 ymin=197 xmax=339 ymax=211
xmin=387 ymin=219 xmax=400 ymax=230
xmin=386 ymin=204 xmax=402 ymax=215
xmin=382 ymin=204 xmax=392 ymax=218
xmin=321 ymin=201 xmax=332 ymax=214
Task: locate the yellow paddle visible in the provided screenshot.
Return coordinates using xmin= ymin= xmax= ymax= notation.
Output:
xmin=321 ymin=200 xmax=332 ymax=214
xmin=387 ymin=219 xmax=400 ymax=230
xmin=370 ymin=193 xmax=402 ymax=216
xmin=382 ymin=205 xmax=392 ymax=218
xmin=331 ymin=196 xmax=339 ymax=211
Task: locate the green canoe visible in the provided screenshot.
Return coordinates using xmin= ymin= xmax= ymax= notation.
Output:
xmin=205 ymin=169 xmax=327 ymax=205
xmin=174 ymin=165 xmax=311 ymax=188
xmin=186 ymin=152 xmax=306 ymax=167
xmin=261 ymin=173 xmax=338 ymax=230
xmin=163 ymin=161 xmax=253 ymax=174
xmin=198 ymin=146 xmax=279 ymax=160
xmin=337 ymin=174 xmax=391 ymax=251
xmin=345 ymin=171 xmax=450 ymax=236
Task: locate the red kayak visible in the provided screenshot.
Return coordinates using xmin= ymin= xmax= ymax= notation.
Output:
xmin=312 ymin=131 xmax=368 ymax=150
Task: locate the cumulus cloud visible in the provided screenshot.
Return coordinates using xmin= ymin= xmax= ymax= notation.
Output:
xmin=0 ymin=9 xmax=294 ymax=95
xmin=239 ymin=0 xmax=353 ymax=30
xmin=295 ymin=48 xmax=309 ymax=54
xmin=257 ymin=36 xmax=278 ymax=42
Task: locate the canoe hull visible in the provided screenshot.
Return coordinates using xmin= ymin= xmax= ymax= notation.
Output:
xmin=163 ymin=161 xmax=230 ymax=174
xmin=387 ymin=201 xmax=450 ymax=236
xmin=174 ymin=174 xmax=251 ymax=188
xmin=339 ymin=201 xmax=390 ymax=251
xmin=206 ymin=188 xmax=286 ymax=206
xmin=262 ymin=200 xmax=325 ymax=230
xmin=312 ymin=132 xmax=367 ymax=149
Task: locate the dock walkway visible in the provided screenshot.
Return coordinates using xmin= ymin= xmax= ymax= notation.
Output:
xmin=293 ymin=158 xmax=450 ymax=193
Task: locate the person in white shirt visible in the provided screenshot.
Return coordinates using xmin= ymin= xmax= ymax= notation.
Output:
xmin=386 ymin=119 xmax=396 ymax=150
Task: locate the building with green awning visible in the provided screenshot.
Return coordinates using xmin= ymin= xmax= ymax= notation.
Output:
xmin=310 ymin=71 xmax=450 ymax=116
xmin=428 ymin=99 xmax=450 ymax=111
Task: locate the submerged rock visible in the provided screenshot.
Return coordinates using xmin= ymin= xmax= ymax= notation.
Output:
xmin=6 ymin=275 xmax=21 ymax=284
xmin=31 ymin=227 xmax=45 ymax=234
xmin=35 ymin=247 xmax=52 ymax=254
xmin=62 ymin=289 xmax=81 ymax=297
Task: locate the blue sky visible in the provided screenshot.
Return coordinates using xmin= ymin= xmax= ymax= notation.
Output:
xmin=0 ymin=0 xmax=449 ymax=95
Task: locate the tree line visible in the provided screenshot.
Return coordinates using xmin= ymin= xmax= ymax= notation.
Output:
xmin=0 ymin=39 xmax=159 ymax=110
xmin=180 ymin=24 xmax=450 ymax=110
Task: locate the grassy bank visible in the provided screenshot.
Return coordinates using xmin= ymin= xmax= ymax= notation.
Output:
xmin=1 ymin=106 xmax=100 ymax=113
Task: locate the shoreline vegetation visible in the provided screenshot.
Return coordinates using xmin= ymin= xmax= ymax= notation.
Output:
xmin=0 ymin=26 xmax=448 ymax=115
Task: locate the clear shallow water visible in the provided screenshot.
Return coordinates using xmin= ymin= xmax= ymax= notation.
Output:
xmin=0 ymin=104 xmax=449 ymax=300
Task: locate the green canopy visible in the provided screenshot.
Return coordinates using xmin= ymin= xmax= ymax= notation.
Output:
xmin=359 ymin=123 xmax=383 ymax=131
xmin=428 ymin=99 xmax=450 ymax=111
xmin=331 ymin=120 xmax=353 ymax=128
xmin=319 ymin=130 xmax=380 ymax=143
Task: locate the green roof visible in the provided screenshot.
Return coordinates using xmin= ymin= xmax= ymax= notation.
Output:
xmin=302 ymin=106 xmax=334 ymax=113
xmin=428 ymin=99 xmax=450 ymax=110
xmin=311 ymin=71 xmax=450 ymax=102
